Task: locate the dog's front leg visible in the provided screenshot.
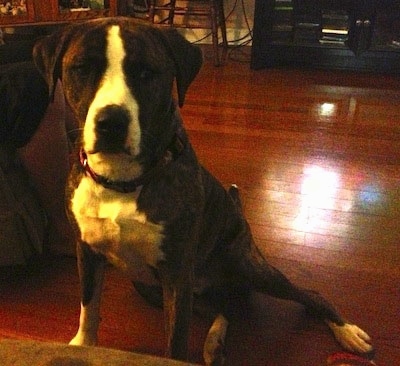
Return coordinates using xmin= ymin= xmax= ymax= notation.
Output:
xmin=203 ymin=314 xmax=229 ymax=366
xmin=70 ymin=241 xmax=106 ymax=346
xmin=160 ymin=266 xmax=193 ymax=361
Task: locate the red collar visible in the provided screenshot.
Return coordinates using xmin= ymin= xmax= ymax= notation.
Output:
xmin=79 ymin=135 xmax=185 ymax=193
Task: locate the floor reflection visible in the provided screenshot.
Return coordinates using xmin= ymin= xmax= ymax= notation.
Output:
xmin=293 ymin=165 xmax=342 ymax=233
xmin=316 ymin=102 xmax=336 ymax=118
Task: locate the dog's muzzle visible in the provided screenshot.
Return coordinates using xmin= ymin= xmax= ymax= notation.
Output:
xmin=93 ymin=104 xmax=130 ymax=154
xmin=80 ymin=133 xmax=186 ymax=193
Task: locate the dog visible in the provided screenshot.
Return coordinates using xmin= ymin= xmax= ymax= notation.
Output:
xmin=33 ymin=17 xmax=373 ymax=365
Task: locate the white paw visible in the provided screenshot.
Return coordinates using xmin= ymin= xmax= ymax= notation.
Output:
xmin=203 ymin=314 xmax=229 ymax=366
xmin=69 ymin=331 xmax=97 ymax=347
xmin=327 ymin=322 xmax=373 ymax=354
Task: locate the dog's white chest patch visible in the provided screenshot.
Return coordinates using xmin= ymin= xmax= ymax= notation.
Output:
xmin=71 ymin=177 xmax=165 ymax=280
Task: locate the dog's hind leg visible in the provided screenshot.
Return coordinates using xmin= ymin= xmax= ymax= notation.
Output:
xmin=242 ymin=243 xmax=373 ymax=354
xmin=229 ymin=185 xmax=373 ymax=355
xmin=70 ymin=242 xmax=106 ymax=346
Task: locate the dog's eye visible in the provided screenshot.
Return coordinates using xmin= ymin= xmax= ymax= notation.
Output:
xmin=70 ymin=62 xmax=91 ymax=76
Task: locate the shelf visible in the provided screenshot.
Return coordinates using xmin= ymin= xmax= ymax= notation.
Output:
xmin=0 ymin=0 xmax=117 ymax=26
xmin=0 ymin=1 xmax=35 ymax=25
xmin=251 ymin=0 xmax=400 ymax=73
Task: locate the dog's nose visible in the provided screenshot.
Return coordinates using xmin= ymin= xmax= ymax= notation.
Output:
xmin=95 ymin=105 xmax=130 ymax=138
xmin=92 ymin=105 xmax=131 ymax=153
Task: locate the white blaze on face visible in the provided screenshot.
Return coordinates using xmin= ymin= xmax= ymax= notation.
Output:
xmin=84 ymin=25 xmax=141 ymax=157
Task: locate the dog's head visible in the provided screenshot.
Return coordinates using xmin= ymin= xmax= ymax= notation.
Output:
xmin=33 ymin=18 xmax=202 ymax=181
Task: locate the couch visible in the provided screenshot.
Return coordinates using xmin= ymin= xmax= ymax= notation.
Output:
xmin=1 ymin=39 xmax=76 ymax=265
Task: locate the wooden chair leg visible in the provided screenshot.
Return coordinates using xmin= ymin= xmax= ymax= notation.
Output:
xmin=148 ymin=0 xmax=176 ymax=25
xmin=210 ymin=0 xmax=221 ymax=66
xmin=148 ymin=0 xmax=156 ymax=22
xmin=217 ymin=0 xmax=228 ymax=65
xmin=167 ymin=0 xmax=177 ymax=25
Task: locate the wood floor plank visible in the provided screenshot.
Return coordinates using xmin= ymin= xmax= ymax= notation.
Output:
xmin=181 ymin=57 xmax=400 ymax=365
xmin=1 ymin=50 xmax=399 ymax=365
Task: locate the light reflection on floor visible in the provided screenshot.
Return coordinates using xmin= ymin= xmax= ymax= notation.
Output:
xmin=317 ymin=102 xmax=336 ymax=117
xmin=291 ymin=164 xmax=384 ymax=236
xmin=293 ymin=165 xmax=342 ymax=233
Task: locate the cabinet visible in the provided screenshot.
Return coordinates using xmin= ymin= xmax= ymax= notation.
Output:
xmin=0 ymin=1 xmax=117 ymax=26
xmin=251 ymin=0 xmax=400 ymax=73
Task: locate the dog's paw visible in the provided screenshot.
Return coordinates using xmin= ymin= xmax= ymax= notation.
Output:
xmin=204 ymin=338 xmax=226 ymax=366
xmin=327 ymin=322 xmax=373 ymax=354
xmin=203 ymin=314 xmax=229 ymax=366
xmin=69 ymin=331 xmax=97 ymax=347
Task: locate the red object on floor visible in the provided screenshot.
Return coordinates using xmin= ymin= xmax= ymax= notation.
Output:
xmin=327 ymin=352 xmax=376 ymax=366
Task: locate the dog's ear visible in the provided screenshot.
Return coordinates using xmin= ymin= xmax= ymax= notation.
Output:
xmin=161 ymin=28 xmax=203 ymax=107
xmin=33 ymin=27 xmax=73 ymax=100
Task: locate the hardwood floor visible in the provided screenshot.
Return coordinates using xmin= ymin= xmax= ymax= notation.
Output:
xmin=1 ymin=50 xmax=399 ymax=365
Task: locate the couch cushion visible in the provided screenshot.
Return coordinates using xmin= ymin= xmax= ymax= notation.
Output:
xmin=0 ymin=39 xmax=36 ymax=65
xmin=0 ymin=62 xmax=49 ymax=147
xmin=0 ymin=339 xmax=201 ymax=365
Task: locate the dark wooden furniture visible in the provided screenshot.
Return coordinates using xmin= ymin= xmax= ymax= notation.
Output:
xmin=251 ymin=0 xmax=400 ymax=73
xmin=147 ymin=0 xmax=228 ymax=66
xmin=0 ymin=0 xmax=117 ymax=26
xmin=122 ymin=0 xmax=227 ymax=66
